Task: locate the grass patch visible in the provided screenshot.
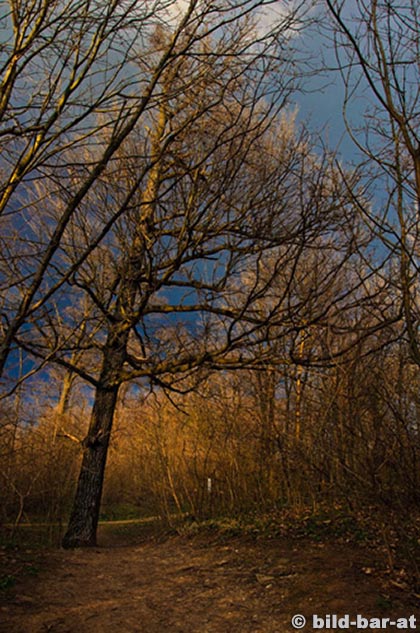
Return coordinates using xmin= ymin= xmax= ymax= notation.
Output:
xmin=178 ymin=506 xmax=378 ymax=546
xmin=98 ymin=515 xmax=179 ymax=546
xmin=99 ymin=503 xmax=147 ymax=522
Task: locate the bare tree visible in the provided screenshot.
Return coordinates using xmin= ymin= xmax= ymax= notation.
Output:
xmin=323 ymin=0 xmax=420 ymax=362
xmin=0 ymin=0 xmax=306 ymax=388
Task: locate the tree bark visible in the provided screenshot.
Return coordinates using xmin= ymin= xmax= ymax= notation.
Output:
xmin=62 ymin=332 xmax=126 ymax=548
xmin=61 ymin=384 xmax=119 ymax=548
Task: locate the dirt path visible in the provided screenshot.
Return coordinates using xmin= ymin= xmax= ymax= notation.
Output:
xmin=1 ymin=533 xmax=418 ymax=632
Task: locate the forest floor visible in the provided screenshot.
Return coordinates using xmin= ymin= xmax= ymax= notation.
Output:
xmin=0 ymin=519 xmax=419 ymax=633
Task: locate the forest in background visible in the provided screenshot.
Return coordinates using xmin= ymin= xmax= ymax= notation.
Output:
xmin=1 ymin=0 xmax=420 ymax=588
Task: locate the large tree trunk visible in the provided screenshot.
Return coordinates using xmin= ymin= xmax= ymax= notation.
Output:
xmin=61 ymin=386 xmax=118 ymax=548
xmin=62 ymin=333 xmax=126 ymax=548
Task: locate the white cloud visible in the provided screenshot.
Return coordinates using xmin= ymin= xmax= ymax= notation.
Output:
xmin=161 ymin=1 xmax=301 ymax=37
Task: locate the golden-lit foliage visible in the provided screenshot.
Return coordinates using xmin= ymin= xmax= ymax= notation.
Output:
xmin=5 ymin=333 xmax=418 ymax=528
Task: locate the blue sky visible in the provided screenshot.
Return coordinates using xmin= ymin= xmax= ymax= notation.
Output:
xmin=291 ymin=23 xmax=362 ymax=161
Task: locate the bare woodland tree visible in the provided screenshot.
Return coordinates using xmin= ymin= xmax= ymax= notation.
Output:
xmin=0 ymin=0 xmax=307 ymax=389
xmin=323 ymin=0 xmax=420 ymax=362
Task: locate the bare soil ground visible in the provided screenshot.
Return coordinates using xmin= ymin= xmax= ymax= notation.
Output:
xmin=1 ymin=526 xmax=418 ymax=633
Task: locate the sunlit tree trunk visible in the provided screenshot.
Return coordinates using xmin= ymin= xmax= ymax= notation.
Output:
xmin=62 ymin=330 xmax=127 ymax=547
